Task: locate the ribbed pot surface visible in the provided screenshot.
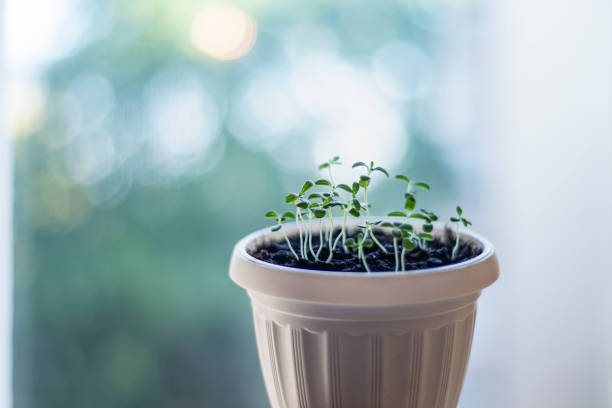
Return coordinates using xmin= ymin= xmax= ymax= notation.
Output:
xmin=251 ymin=293 xmax=477 ymax=408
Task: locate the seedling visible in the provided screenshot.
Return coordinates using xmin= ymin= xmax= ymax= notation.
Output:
xmin=335 ymin=181 xmax=361 ymax=252
xmin=317 ymin=157 xmax=344 ymax=262
xmin=450 ymin=206 xmax=471 ymax=260
xmin=285 ymin=180 xmax=315 ymax=259
xmin=264 ymin=161 xmax=474 ymax=272
xmin=380 ymin=221 xmax=406 ymax=272
xmin=352 ymin=161 xmax=389 ymax=261
xmin=345 ymin=233 xmax=374 ymax=273
xmin=264 ymin=211 xmax=299 ymax=260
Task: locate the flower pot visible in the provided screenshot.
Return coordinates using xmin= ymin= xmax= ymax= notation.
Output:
xmin=229 ymin=222 xmax=499 ymax=408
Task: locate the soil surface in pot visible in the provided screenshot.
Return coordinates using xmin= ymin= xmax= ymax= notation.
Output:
xmin=250 ymin=229 xmax=482 ymax=273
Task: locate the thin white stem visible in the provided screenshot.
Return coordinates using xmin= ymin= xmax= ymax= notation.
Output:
xmin=393 ymin=238 xmax=399 ymax=273
xmin=315 ymin=219 xmax=324 ymax=259
xmin=369 ymin=225 xmax=388 ymax=253
xmin=298 ymin=211 xmax=309 ymax=260
xmin=332 ymin=227 xmax=343 ymax=251
xmin=359 ymin=245 xmax=371 ymax=273
xmin=341 ymin=210 xmax=348 ymax=252
xmin=308 ymin=213 xmax=316 ymax=258
xmin=452 ymin=223 xmax=460 ymax=260
xmin=296 ymin=208 xmax=304 ymax=259
xmin=325 ymin=208 xmax=335 ymax=263
xmin=401 ymin=247 xmax=406 ymax=271
xmin=282 ymin=230 xmax=299 ymax=260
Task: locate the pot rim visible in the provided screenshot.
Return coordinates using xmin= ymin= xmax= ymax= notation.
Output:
xmin=236 ymin=220 xmax=494 ymax=276
xmin=229 ymin=219 xmax=499 ymax=305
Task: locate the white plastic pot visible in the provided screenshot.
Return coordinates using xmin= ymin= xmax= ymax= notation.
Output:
xmin=230 ymin=223 xmax=499 ymax=408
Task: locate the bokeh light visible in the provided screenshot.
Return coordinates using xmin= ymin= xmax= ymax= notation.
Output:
xmin=6 ymin=0 xmax=89 ymax=68
xmin=290 ymin=52 xmax=408 ymax=178
xmin=229 ymin=66 xmax=301 ymax=151
xmin=8 ymin=79 xmax=47 ymax=138
xmin=145 ymin=66 xmax=221 ymax=177
xmin=190 ymin=3 xmax=257 ymax=61
xmin=372 ymin=41 xmax=433 ymax=100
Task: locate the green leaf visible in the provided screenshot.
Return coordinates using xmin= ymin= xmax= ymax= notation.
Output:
xmin=309 ymin=202 xmax=320 ymax=209
xmin=345 ymin=238 xmax=356 ymax=246
xmin=373 ymin=166 xmax=389 ymax=177
xmin=414 ymin=182 xmax=430 ymax=191
xmin=331 ymin=155 xmax=341 ymax=163
xmin=388 ymin=211 xmax=406 ymax=217
xmin=418 ymin=233 xmax=433 ymax=241
xmin=450 ymin=217 xmax=460 ymax=222
xmin=300 ymin=181 xmax=314 ymax=195
xmin=285 ymin=193 xmax=298 ymax=203
xmin=315 ymin=179 xmax=331 ymax=186
xmin=363 ymin=238 xmax=374 ymax=248
xmin=404 ymin=194 xmax=416 ymax=211
xmin=395 ymin=174 xmax=410 ymax=183
xmin=282 ymin=212 xmax=295 ymax=219
xmin=399 ymin=223 xmax=414 ymax=231
xmin=392 ymin=229 xmax=402 ymax=238
xmin=352 ymin=198 xmax=361 ymax=209
xmin=318 ymin=162 xmax=330 ymax=170
xmin=322 ymin=197 xmax=332 ymax=206
xmin=297 ymin=200 xmax=309 ymax=209
xmin=313 ymin=209 xmax=326 ymax=218
xmin=409 ymin=213 xmax=429 ymax=221
xmin=271 ymin=225 xmax=282 ymax=232
xmin=357 ymin=234 xmax=364 ymax=244
xmin=349 ymin=208 xmax=360 ymax=217
xmin=423 ymin=223 xmax=434 ymax=233
xmin=462 ymin=218 xmax=472 ymax=227
xmin=352 ymin=161 xmax=368 ymax=169
xmin=337 ymin=184 xmax=352 ymax=193
xmin=372 ymin=220 xmax=382 ymax=225
xmin=402 ymin=239 xmax=416 ymax=251
xmin=265 ymin=211 xmax=278 ymax=218
xmin=456 ymin=206 xmax=463 ymax=217
xmin=381 ymin=222 xmax=393 ymax=228
xmin=308 ymin=193 xmax=322 ymax=199
xmin=351 ymin=182 xmax=360 ymax=195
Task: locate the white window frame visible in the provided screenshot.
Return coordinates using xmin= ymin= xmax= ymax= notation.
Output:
xmin=0 ymin=0 xmax=14 ymax=405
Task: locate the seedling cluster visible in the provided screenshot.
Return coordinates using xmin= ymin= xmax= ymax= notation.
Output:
xmin=265 ymin=158 xmax=472 ymax=273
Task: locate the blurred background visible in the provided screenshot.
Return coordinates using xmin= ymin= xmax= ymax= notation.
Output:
xmin=2 ymin=0 xmax=611 ymax=407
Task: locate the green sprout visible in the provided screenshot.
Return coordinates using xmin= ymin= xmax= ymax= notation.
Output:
xmin=450 ymin=206 xmax=472 ymax=260
xmin=345 ymin=233 xmax=374 ymax=272
xmin=317 ymin=157 xmax=344 ymax=262
xmin=335 ymin=181 xmax=361 ymax=252
xmin=264 ymin=211 xmax=299 ymax=260
xmin=285 ymin=180 xmax=315 ymax=260
xmin=352 ymin=161 xmax=389 ymax=260
xmin=303 ymin=194 xmax=327 ymax=260
xmin=387 ymin=175 xmax=438 ymax=271
xmin=380 ymin=221 xmax=406 ymax=272
xmin=264 ymin=161 xmax=474 ymax=273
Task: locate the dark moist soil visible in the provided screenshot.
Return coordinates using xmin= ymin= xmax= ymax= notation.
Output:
xmin=250 ymin=228 xmax=482 ymax=273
